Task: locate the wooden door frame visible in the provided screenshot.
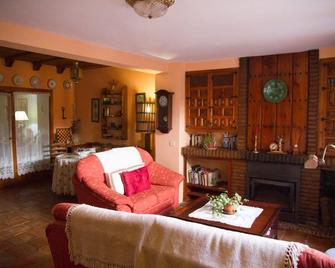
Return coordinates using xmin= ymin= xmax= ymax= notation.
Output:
xmin=0 ymin=86 xmax=53 ymax=178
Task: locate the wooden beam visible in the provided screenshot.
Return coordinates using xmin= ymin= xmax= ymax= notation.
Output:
xmin=3 ymin=51 xmax=32 ymax=67
xmin=32 ymin=62 xmax=42 ymax=71
xmin=32 ymin=56 xmax=60 ymax=71
xmin=56 ymin=65 xmax=66 ymax=74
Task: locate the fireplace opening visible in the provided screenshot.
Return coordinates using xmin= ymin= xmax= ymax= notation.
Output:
xmin=249 ymin=177 xmax=296 ymax=221
xmin=246 ymin=162 xmax=300 ymax=222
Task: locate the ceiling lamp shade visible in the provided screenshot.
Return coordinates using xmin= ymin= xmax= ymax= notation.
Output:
xmin=126 ymin=0 xmax=175 ymax=19
xmin=70 ymin=62 xmax=82 ymax=83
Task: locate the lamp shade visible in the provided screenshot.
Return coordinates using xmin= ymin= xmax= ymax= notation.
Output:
xmin=126 ymin=0 xmax=175 ymax=19
xmin=15 ymin=111 xmax=29 ymax=121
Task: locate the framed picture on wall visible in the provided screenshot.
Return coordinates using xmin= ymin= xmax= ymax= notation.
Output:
xmin=136 ymin=93 xmax=146 ymax=103
xmin=91 ymin=98 xmax=100 ymax=122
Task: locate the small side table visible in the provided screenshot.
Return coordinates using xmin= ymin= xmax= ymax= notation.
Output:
xmin=52 ymin=153 xmax=80 ymax=195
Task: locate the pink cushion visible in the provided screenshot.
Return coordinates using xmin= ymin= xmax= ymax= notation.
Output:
xmin=121 ymin=166 xmax=150 ymax=196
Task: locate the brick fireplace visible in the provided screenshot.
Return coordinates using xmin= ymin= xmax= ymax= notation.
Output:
xmin=182 ymin=49 xmax=324 ymax=225
xmin=246 ymin=162 xmax=300 ymax=222
xmin=231 ymin=157 xmax=321 ymax=224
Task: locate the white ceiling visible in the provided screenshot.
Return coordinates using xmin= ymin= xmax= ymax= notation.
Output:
xmin=0 ymin=0 xmax=334 ymax=61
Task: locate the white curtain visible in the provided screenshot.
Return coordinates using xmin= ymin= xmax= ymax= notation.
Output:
xmin=0 ymin=93 xmax=14 ymax=179
xmin=14 ymin=92 xmax=50 ymax=176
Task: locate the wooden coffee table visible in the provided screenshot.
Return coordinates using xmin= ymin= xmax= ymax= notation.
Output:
xmin=169 ymin=196 xmax=280 ymax=238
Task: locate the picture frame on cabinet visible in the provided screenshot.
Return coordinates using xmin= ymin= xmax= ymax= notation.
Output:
xmin=91 ymin=98 xmax=100 ymax=122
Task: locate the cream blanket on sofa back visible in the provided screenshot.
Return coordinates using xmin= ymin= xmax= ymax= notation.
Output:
xmin=66 ymin=204 xmax=305 ymax=268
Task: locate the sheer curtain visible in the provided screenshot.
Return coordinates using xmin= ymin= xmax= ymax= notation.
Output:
xmin=0 ymin=93 xmax=14 ymax=179
xmin=14 ymin=92 xmax=50 ymax=176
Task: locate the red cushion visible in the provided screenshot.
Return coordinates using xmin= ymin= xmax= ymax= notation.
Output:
xmin=121 ymin=166 xmax=150 ymax=196
xmin=298 ymin=247 xmax=335 ymax=268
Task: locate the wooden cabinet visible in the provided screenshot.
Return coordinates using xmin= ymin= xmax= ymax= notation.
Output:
xmin=247 ymin=53 xmax=309 ymax=153
xmin=185 ymin=69 xmax=238 ymax=132
xmin=101 ymin=86 xmax=127 ymax=139
xmin=319 ymin=58 xmax=335 ymax=152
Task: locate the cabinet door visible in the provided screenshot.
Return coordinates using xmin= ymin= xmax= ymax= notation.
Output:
xmin=186 ymin=73 xmax=210 ymax=130
xmin=210 ymin=71 xmax=238 ymax=130
xmin=319 ymin=59 xmax=335 ymax=153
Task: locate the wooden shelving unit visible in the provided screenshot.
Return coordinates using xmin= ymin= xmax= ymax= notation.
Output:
xmin=319 ymin=58 xmax=335 ymax=154
xmin=182 ymin=147 xmax=232 ymax=199
xmin=185 ymin=69 xmax=238 ymax=132
xmin=101 ymin=86 xmax=127 ymax=140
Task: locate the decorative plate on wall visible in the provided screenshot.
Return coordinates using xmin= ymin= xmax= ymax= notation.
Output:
xmin=12 ymin=74 xmax=24 ymax=86
xmin=0 ymin=73 xmax=4 ymax=83
xmin=63 ymin=80 xmax=72 ymax=89
xmin=30 ymin=76 xmax=41 ymax=88
xmin=47 ymin=79 xmax=57 ymax=89
xmin=263 ymin=79 xmax=288 ymax=103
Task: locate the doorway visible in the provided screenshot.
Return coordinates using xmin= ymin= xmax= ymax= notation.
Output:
xmin=0 ymin=90 xmax=51 ymax=180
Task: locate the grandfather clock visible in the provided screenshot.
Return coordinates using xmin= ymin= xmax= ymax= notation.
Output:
xmin=155 ymin=89 xmax=174 ymax=133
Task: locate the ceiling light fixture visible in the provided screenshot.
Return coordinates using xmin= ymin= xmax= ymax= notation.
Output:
xmin=125 ymin=0 xmax=175 ymax=19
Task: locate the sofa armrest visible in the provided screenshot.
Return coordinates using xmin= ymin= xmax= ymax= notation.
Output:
xmin=52 ymin=203 xmax=75 ymax=221
xmin=148 ymin=162 xmax=184 ymax=188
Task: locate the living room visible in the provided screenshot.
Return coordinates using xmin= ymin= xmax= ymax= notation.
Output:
xmin=1 ymin=0 xmax=335 ymax=267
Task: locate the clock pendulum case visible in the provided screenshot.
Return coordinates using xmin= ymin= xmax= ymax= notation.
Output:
xmin=155 ymin=89 xmax=174 ymax=133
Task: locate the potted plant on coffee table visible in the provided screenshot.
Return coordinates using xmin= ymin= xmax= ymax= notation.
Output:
xmin=209 ymin=191 xmax=247 ymax=216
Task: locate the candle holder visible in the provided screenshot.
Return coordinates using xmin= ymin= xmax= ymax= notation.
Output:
xmin=253 ymin=135 xmax=259 ymax=154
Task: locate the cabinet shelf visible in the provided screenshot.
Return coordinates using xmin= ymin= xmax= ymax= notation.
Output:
xmin=102 ymin=103 xmax=122 ymax=106
xmin=182 ymin=146 xmax=233 ymax=200
xmin=103 ymin=115 xmax=122 ymax=118
xmin=187 ymin=181 xmax=227 ymax=193
xmin=101 ymin=86 xmax=127 ymax=140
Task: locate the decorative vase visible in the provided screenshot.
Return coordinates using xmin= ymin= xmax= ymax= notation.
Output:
xmin=223 ymin=204 xmax=236 ymax=215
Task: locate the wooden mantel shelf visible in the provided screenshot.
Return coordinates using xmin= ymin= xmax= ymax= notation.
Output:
xmin=181 ymin=146 xmax=306 ymax=165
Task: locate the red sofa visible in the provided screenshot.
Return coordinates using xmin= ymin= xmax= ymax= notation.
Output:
xmin=46 ymin=203 xmax=335 ymax=268
xmin=73 ymin=147 xmax=184 ymax=214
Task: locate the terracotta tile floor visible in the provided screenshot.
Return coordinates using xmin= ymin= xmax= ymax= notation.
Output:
xmin=0 ymin=178 xmax=75 ymax=268
xmin=0 ymin=177 xmax=334 ymax=267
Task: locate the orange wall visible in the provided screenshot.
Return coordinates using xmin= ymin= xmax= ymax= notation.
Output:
xmin=0 ymin=59 xmax=73 ymax=134
xmin=75 ymin=66 xmax=155 ymax=147
xmin=320 ymin=47 xmax=335 ymax=59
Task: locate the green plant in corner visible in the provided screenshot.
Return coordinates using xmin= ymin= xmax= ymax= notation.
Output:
xmin=209 ymin=191 xmax=247 ymax=216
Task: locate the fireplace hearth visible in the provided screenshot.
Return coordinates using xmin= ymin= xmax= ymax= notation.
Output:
xmin=246 ymin=162 xmax=301 ymax=222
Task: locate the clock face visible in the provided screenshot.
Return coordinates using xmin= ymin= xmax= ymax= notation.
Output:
xmin=159 ymin=95 xmax=168 ymax=107
xmin=269 ymin=142 xmax=278 ymax=152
